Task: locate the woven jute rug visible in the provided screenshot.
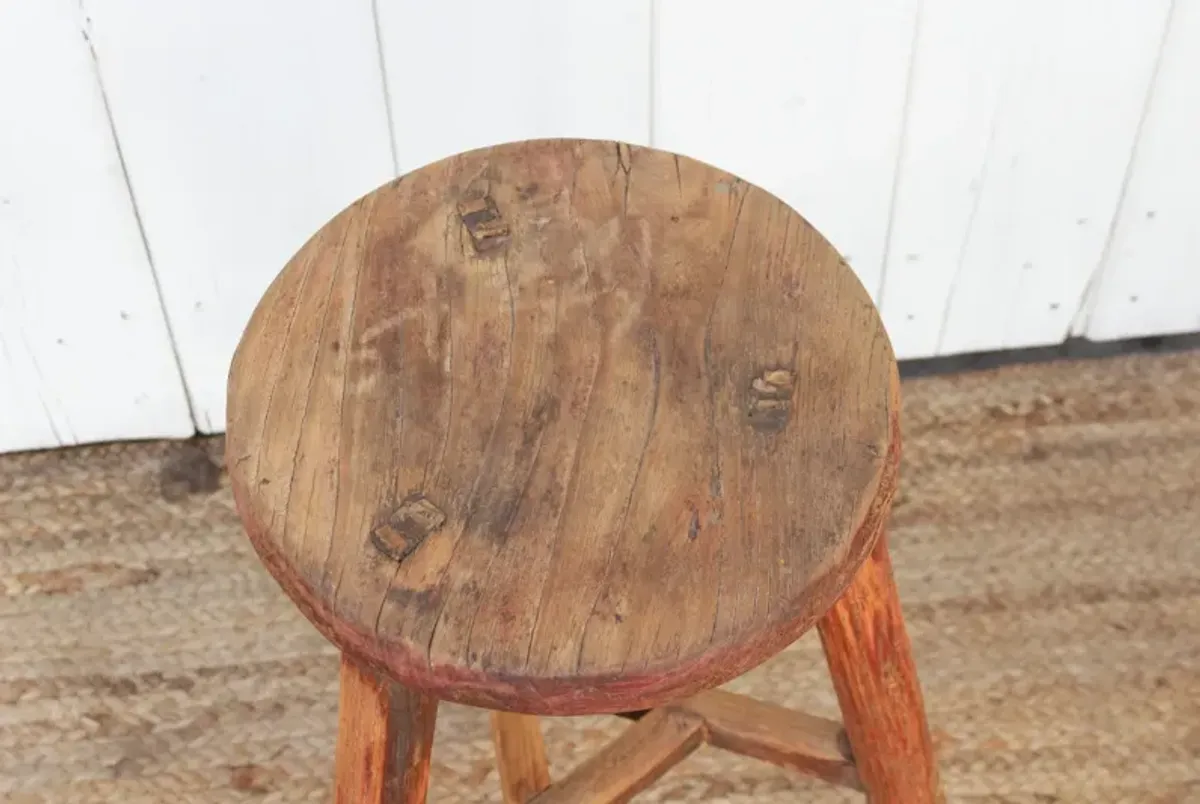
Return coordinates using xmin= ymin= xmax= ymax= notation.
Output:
xmin=1 ymin=350 xmax=1197 ymax=803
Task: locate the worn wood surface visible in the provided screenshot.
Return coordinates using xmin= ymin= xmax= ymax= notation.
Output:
xmin=682 ymin=689 xmax=861 ymax=790
xmin=227 ymin=138 xmax=899 ymax=714
xmin=818 ymin=533 xmax=942 ymax=803
xmin=333 ymin=655 xmax=438 ymax=804
xmin=531 ymin=708 xmax=704 ymax=804
xmin=490 ymin=712 xmax=550 ymax=803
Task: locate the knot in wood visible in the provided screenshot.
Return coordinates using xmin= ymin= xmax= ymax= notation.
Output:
xmin=370 ymin=493 xmax=446 ymax=562
xmin=748 ymin=368 xmax=795 ymax=432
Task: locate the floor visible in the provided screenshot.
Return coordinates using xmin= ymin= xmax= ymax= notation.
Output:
xmin=1 ymin=349 xmax=1197 ymax=803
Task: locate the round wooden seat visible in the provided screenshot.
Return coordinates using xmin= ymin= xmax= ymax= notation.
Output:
xmin=226 ymin=139 xmax=898 ymax=717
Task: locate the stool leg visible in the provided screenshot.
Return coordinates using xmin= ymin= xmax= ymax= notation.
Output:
xmin=818 ymin=532 xmax=943 ymax=803
xmin=334 ymin=654 xmax=438 ymax=803
xmin=490 ymin=712 xmax=551 ymax=802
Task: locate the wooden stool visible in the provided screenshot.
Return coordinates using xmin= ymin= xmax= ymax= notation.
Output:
xmin=226 ymin=139 xmax=941 ymax=803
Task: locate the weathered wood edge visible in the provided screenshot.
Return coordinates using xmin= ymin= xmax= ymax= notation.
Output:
xmin=491 ymin=711 xmax=552 ymax=803
xmin=529 ymin=708 xmax=706 ymax=804
xmin=334 ymin=654 xmax=438 ymax=803
xmin=683 ymin=689 xmax=862 ymax=790
xmin=229 ymin=329 xmax=901 ymax=717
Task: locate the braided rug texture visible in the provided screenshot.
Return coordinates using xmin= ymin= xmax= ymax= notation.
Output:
xmin=1 ymin=350 xmax=1197 ymax=803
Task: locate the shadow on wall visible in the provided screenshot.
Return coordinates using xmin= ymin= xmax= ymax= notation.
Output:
xmin=901 ymin=332 xmax=1200 ymax=379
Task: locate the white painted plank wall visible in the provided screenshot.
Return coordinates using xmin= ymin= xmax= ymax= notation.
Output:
xmin=3 ymin=0 xmax=1199 ymax=453
xmin=654 ymin=0 xmax=918 ymax=305
xmin=877 ymin=0 xmax=1020 ymax=359
xmin=81 ymin=0 xmax=397 ymax=433
xmin=880 ymin=0 xmax=1168 ymax=357
xmin=375 ymin=0 xmax=652 ymax=172
xmin=1086 ymin=0 xmax=1200 ymax=341
xmin=886 ymin=0 xmax=1170 ymax=359
xmin=0 ymin=0 xmax=193 ymax=453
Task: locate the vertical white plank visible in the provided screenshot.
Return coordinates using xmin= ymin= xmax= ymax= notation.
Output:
xmin=654 ymin=0 xmax=918 ymax=299
xmin=1086 ymin=1 xmax=1200 ymax=342
xmin=82 ymin=0 xmax=395 ymax=432
xmin=0 ymin=0 xmax=193 ymax=453
xmin=376 ymin=0 xmax=652 ymax=173
xmin=875 ymin=1 xmax=1023 ymax=359
xmin=882 ymin=0 xmax=1171 ymax=359
xmin=936 ymin=0 xmax=1171 ymax=356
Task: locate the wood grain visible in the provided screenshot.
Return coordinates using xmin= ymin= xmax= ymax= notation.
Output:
xmin=818 ymin=532 xmax=943 ymax=803
xmin=334 ymin=655 xmax=438 ymax=804
xmin=530 ymin=708 xmax=704 ymax=804
xmin=490 ymin=712 xmax=550 ymax=803
xmin=681 ymin=689 xmax=861 ymax=790
xmin=227 ymin=138 xmax=899 ymax=714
